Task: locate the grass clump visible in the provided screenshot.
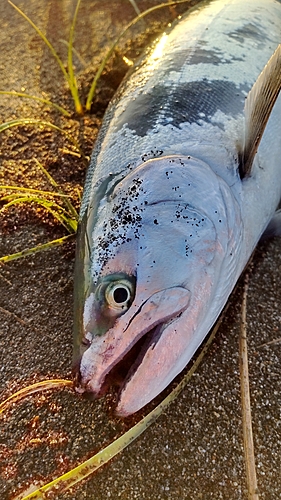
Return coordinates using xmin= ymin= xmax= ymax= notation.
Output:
xmin=7 ymin=0 xmax=191 ymax=115
xmin=0 ymin=160 xmax=79 ymax=262
xmin=8 ymin=0 xmax=83 ymax=115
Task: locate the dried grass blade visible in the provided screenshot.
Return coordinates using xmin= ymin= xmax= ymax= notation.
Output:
xmin=0 ymin=379 xmax=73 ymax=415
xmin=128 ymin=0 xmax=142 ymax=16
xmin=240 ymin=274 xmax=259 ymax=500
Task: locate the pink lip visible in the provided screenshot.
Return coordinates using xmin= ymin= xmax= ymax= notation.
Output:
xmin=76 ymin=287 xmax=191 ymax=406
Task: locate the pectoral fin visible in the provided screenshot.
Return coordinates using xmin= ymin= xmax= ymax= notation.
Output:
xmin=239 ymin=44 xmax=281 ymax=179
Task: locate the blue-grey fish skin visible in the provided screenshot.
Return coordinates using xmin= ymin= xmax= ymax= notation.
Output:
xmin=74 ymin=0 xmax=281 ymax=415
xmin=81 ymin=0 xmax=280 ymax=212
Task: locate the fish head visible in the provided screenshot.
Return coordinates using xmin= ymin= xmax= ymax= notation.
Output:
xmin=73 ymin=155 xmax=242 ymax=416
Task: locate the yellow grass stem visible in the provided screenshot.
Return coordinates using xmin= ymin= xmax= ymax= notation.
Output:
xmin=0 ymin=185 xmax=70 ymax=199
xmin=67 ymin=0 xmax=83 ymax=115
xmin=0 ymin=118 xmax=84 ymax=158
xmin=0 ymin=234 xmax=74 ymax=263
xmin=0 ymin=91 xmax=71 ymax=117
xmin=8 ymin=1 xmax=70 ymax=84
xmin=0 ymin=379 xmax=73 ymax=415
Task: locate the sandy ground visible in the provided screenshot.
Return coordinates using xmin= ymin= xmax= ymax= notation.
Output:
xmin=1 ymin=1 xmax=281 ymax=499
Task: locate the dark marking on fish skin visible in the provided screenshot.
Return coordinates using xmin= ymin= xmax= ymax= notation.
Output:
xmin=228 ymin=23 xmax=268 ymax=49
xmin=93 ymin=178 xmax=146 ymax=280
xmin=116 ymin=79 xmax=249 ymax=136
xmin=154 ymin=40 xmax=244 ymax=76
xmin=171 ymin=47 xmax=243 ymax=67
xmin=141 ymin=149 xmax=164 ymax=162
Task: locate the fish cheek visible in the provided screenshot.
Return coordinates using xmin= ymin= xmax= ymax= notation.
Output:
xmin=82 ymin=294 xmax=121 ymax=343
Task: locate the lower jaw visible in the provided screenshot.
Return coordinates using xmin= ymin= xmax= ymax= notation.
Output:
xmin=98 ymin=324 xmax=162 ymax=399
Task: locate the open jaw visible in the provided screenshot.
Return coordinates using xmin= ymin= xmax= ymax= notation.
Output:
xmin=75 ymin=286 xmax=191 ymax=416
xmin=94 ymin=322 xmax=165 ymax=398
xmin=79 ymin=317 xmax=176 ymax=415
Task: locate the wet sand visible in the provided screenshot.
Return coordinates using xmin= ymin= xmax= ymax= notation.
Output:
xmin=1 ymin=1 xmax=281 ymax=499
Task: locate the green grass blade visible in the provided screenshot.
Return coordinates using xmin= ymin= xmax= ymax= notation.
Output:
xmin=68 ymin=0 xmax=83 ymax=115
xmin=1 ymin=196 xmax=77 ymax=233
xmin=29 ymin=198 xmax=77 ymax=233
xmin=0 ymin=91 xmax=71 ymax=117
xmin=0 ymin=234 xmax=74 ymax=263
xmin=15 ymin=313 xmax=224 ymax=500
xmin=8 ymin=1 xmax=70 ymax=85
xmin=0 ymin=184 xmax=71 ymax=199
xmin=1 ymin=195 xmax=36 ymax=206
xmin=1 ymin=194 xmax=21 ymax=202
xmin=86 ymin=0 xmax=190 ymax=110
xmin=1 ymin=196 xmax=51 ymax=210
xmin=0 ymin=119 xmax=84 ymax=158
xmin=34 ymin=160 xmax=79 ymax=221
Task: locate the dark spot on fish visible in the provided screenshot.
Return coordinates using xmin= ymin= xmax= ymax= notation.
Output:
xmin=228 ymin=23 xmax=268 ymax=49
xmin=151 ymin=37 xmax=245 ymax=76
xmin=115 ymin=79 xmax=249 ymax=135
xmin=141 ymin=149 xmax=164 ymax=162
xmin=154 ymin=219 xmax=159 ymax=225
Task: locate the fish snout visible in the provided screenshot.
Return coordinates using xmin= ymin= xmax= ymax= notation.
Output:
xmin=73 ymin=286 xmax=191 ymax=410
xmin=72 ymin=364 xmax=104 ymax=399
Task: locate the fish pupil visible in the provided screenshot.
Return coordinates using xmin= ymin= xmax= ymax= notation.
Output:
xmin=113 ymin=287 xmax=129 ymax=304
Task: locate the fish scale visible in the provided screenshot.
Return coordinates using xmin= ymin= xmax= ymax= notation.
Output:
xmin=74 ymin=0 xmax=281 ymax=415
xmin=80 ymin=0 xmax=280 ymax=209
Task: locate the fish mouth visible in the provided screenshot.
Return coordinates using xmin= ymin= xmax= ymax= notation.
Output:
xmin=97 ymin=322 xmax=164 ymax=398
xmin=75 ymin=320 xmax=166 ymax=397
xmin=75 ymin=286 xmax=190 ymax=416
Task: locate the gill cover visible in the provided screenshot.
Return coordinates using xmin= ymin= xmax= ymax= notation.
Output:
xmin=73 ymin=156 xmax=242 ymax=415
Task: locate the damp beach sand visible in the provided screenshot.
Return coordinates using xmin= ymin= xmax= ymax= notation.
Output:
xmin=1 ymin=1 xmax=281 ymax=499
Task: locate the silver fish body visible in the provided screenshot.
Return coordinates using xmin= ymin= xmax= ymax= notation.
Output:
xmin=73 ymin=0 xmax=281 ymax=415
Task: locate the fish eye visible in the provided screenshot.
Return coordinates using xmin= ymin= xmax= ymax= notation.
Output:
xmin=105 ymin=280 xmax=134 ymax=311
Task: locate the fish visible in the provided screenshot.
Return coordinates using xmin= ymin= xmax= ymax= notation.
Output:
xmin=73 ymin=0 xmax=281 ymax=416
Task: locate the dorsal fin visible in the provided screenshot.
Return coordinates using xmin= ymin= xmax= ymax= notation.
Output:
xmin=239 ymin=44 xmax=281 ymax=179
